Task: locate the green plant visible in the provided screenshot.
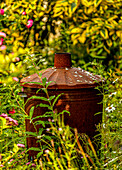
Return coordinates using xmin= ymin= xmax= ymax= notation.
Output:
xmin=54 ymin=0 xmax=121 ymax=68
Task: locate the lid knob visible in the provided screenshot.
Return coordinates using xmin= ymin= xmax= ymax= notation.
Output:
xmin=54 ymin=53 xmax=72 ymax=68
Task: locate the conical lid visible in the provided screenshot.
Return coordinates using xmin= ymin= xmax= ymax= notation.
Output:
xmin=20 ymin=53 xmax=103 ymax=89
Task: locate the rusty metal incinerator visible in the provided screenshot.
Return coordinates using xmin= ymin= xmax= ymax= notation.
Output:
xmin=20 ymin=53 xmax=103 ymax=158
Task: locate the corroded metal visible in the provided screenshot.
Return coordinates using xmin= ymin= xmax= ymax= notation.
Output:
xmin=20 ymin=53 xmax=103 ymax=89
xmin=20 ymin=53 xmax=103 ymax=158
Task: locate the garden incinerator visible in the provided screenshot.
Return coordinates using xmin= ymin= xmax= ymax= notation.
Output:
xmin=20 ymin=53 xmax=103 ymax=158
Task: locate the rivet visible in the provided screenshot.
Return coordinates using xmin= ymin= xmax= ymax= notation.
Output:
xmin=74 ymin=75 xmax=78 ymax=77
xmin=77 ymin=80 xmax=80 ymax=82
xmin=28 ymin=76 xmax=30 ymax=78
xmin=78 ymin=67 xmax=81 ymax=70
xmin=79 ymin=75 xmax=82 ymax=77
xmin=75 ymin=71 xmax=78 ymax=74
xmin=54 ymin=69 xmax=57 ymax=71
xmin=52 ymin=67 xmax=54 ymax=69
xmin=65 ymin=68 xmax=68 ymax=70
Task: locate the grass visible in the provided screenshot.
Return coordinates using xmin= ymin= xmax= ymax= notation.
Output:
xmin=0 ymin=61 xmax=121 ymax=169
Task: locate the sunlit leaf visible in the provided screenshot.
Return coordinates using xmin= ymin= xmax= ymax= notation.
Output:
xmin=28 ymin=147 xmax=41 ymax=151
xmin=106 ymin=39 xmax=112 ymax=47
xmin=29 ymin=106 xmax=35 ymax=119
xmin=100 ymin=29 xmax=108 ymax=39
xmin=94 ymin=0 xmax=102 ymax=7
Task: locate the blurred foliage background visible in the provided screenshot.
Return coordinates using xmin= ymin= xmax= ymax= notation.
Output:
xmin=0 ymin=0 xmax=121 ymax=83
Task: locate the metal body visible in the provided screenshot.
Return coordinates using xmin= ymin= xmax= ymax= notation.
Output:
xmin=20 ymin=53 xmax=103 ymax=158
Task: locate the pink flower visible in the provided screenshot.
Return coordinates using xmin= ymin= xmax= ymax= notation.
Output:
xmin=10 ymin=159 xmax=14 ymax=162
xmin=0 ymin=114 xmax=18 ymax=125
xmin=26 ymin=24 xmax=31 ymax=28
xmin=26 ymin=162 xmax=31 ymax=165
xmin=0 ymin=38 xmax=4 ymax=45
xmin=0 ymin=113 xmax=8 ymax=117
xmin=28 ymin=19 xmax=33 ymax=25
xmin=0 ymin=32 xmax=6 ymax=37
xmin=21 ymin=150 xmax=25 ymax=154
xmin=6 ymin=117 xmax=13 ymax=121
xmin=17 ymin=144 xmax=25 ymax=147
xmin=22 ymin=11 xmax=26 ymax=15
xmin=0 ymin=164 xmax=3 ymax=167
xmin=9 ymin=109 xmax=16 ymax=114
xmin=26 ymin=19 xmax=33 ymax=28
xmin=12 ymin=119 xmax=18 ymax=126
xmin=0 ymin=45 xmax=6 ymax=50
xmin=0 ymin=41 xmax=3 ymax=45
xmin=6 ymin=117 xmax=18 ymax=126
xmin=26 ymin=162 xmax=36 ymax=167
xmin=15 ymin=57 xmax=20 ymax=61
xmin=12 ymin=77 xmax=19 ymax=82
xmin=31 ymin=163 xmax=36 ymax=167
xmin=0 ymin=9 xmax=4 ymax=15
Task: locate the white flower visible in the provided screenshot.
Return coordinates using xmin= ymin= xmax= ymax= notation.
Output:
xmin=103 ymin=123 xmax=106 ymax=129
xmin=109 ymin=92 xmax=117 ymax=98
xmin=113 ymin=78 xmax=118 ymax=84
xmin=46 ymin=128 xmax=50 ymax=131
xmin=105 ymin=104 xmax=115 ymax=113
xmin=58 ymin=128 xmax=62 ymax=131
xmin=45 ymin=149 xmax=49 ymax=154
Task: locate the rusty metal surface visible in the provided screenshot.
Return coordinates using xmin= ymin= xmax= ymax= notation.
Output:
xmin=21 ymin=53 xmax=103 ymax=158
xmin=20 ymin=53 xmax=103 ymax=89
xmin=24 ymin=88 xmax=102 ymax=158
xmin=54 ymin=53 xmax=72 ymax=68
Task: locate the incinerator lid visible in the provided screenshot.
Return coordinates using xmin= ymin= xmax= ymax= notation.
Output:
xmin=20 ymin=53 xmax=103 ymax=89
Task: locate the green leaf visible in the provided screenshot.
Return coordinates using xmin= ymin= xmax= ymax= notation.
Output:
xmin=34 ymin=120 xmax=46 ymax=127
xmin=94 ymin=0 xmax=102 ymax=7
xmin=37 ymin=151 xmax=43 ymax=158
xmin=90 ymin=52 xmax=106 ymax=59
xmin=49 ymin=95 xmax=55 ymax=101
xmin=25 ymin=131 xmax=37 ymax=137
xmin=28 ymin=147 xmax=41 ymax=151
xmin=106 ymin=39 xmax=112 ymax=47
xmin=38 ymin=103 xmax=52 ymax=110
xmin=41 ymin=88 xmax=47 ymax=94
xmin=26 ymin=96 xmax=49 ymax=106
xmin=29 ymin=106 xmax=34 ymax=119
xmin=38 ymin=128 xmax=44 ymax=136
xmin=38 ymin=72 xmax=42 ymax=77
xmin=52 ymin=93 xmax=63 ymax=107
xmin=100 ymin=29 xmax=108 ymax=39
xmin=23 ymin=82 xmax=42 ymax=86
xmin=13 ymin=144 xmax=19 ymax=153
xmin=71 ymin=2 xmax=76 ymax=12
xmin=61 ymin=110 xmax=70 ymax=115
xmin=46 ymin=81 xmax=54 ymax=88
xmin=105 ymin=24 xmax=113 ymax=29
xmin=35 ymin=96 xmax=49 ymax=101
xmin=32 ymin=115 xmax=44 ymax=120
xmin=97 ymin=48 xmax=103 ymax=55
xmin=0 ymin=117 xmax=6 ymax=128
xmin=43 ymin=135 xmax=52 ymax=141
xmin=42 ymin=77 xmax=47 ymax=86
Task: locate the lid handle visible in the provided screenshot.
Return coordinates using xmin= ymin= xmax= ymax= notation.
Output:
xmin=54 ymin=53 xmax=72 ymax=68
